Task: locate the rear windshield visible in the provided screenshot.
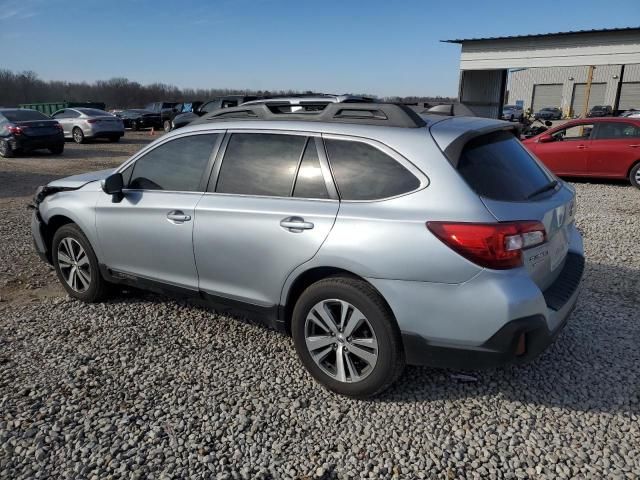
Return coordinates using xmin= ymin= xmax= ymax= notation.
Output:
xmin=77 ymin=108 xmax=110 ymax=116
xmin=457 ymin=131 xmax=553 ymax=201
xmin=2 ymin=110 xmax=49 ymax=121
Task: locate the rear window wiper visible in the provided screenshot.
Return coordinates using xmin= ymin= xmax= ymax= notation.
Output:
xmin=526 ymin=179 xmax=558 ymax=199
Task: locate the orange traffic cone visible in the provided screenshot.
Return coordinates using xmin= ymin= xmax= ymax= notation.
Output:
xmin=150 ymin=127 xmax=155 ymax=136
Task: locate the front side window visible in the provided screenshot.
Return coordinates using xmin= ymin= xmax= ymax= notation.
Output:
xmin=129 ymin=134 xmax=219 ymax=191
xmin=595 ymin=122 xmax=640 ymax=139
xmin=324 ymin=138 xmax=420 ymax=200
xmin=553 ymin=124 xmax=594 ymax=141
xmin=215 ymin=133 xmax=306 ymax=197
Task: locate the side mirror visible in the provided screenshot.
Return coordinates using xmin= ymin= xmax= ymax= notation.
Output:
xmin=538 ymin=134 xmax=554 ymax=143
xmin=102 ymin=172 xmax=124 ymax=195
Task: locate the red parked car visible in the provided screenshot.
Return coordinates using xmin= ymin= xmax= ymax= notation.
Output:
xmin=522 ymin=118 xmax=640 ymax=189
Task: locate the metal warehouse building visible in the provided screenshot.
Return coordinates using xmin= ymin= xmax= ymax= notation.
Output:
xmin=444 ymin=27 xmax=640 ymax=118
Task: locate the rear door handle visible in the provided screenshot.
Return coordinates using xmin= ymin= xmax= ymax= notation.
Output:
xmin=280 ymin=216 xmax=314 ymax=231
xmin=629 ymin=144 xmax=640 ymax=148
xmin=576 ymin=145 xmax=587 ymax=149
xmin=166 ymin=210 xmax=191 ymax=223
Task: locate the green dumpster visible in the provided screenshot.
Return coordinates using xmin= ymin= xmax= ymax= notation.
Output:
xmin=18 ymin=102 xmax=106 ymax=116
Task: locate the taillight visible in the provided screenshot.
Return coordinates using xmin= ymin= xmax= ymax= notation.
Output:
xmin=54 ymin=123 xmax=63 ymax=131
xmin=87 ymin=118 xmax=98 ymax=124
xmin=426 ymin=221 xmax=546 ymax=269
xmin=5 ymin=124 xmax=23 ymax=135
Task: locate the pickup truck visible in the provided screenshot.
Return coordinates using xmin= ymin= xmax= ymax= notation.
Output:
xmin=143 ymin=102 xmax=179 ymax=132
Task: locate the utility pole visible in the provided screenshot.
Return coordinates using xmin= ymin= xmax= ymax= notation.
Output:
xmin=581 ymin=65 xmax=595 ymax=118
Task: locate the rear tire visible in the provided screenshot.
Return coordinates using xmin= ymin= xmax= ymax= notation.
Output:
xmin=72 ymin=127 xmax=85 ymax=144
xmin=163 ymin=120 xmax=172 ymax=132
xmin=629 ymin=162 xmax=640 ymax=189
xmin=131 ymin=121 xmax=139 ymax=131
xmin=108 ymin=135 xmax=121 ymax=143
xmin=291 ymin=276 xmax=405 ymax=398
xmin=0 ymin=139 xmax=15 ymax=158
xmin=52 ymin=224 xmax=111 ymax=302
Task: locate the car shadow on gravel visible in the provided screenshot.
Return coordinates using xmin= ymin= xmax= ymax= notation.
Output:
xmin=376 ymin=261 xmax=640 ymax=414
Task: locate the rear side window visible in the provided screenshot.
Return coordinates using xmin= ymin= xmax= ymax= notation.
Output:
xmin=293 ymin=140 xmax=329 ymax=199
xmin=595 ymin=122 xmax=640 ymax=139
xmin=457 ymin=131 xmax=553 ymax=201
xmin=3 ymin=110 xmax=49 ymax=121
xmin=324 ymin=139 xmax=420 ymax=200
xmin=215 ymin=133 xmax=306 ymax=197
xmin=129 ymin=134 xmax=219 ymax=191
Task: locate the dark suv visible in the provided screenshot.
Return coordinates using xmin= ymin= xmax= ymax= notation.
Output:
xmin=587 ymin=105 xmax=613 ymax=117
xmin=0 ymin=108 xmax=64 ymax=157
xmin=171 ymin=96 xmax=260 ymax=130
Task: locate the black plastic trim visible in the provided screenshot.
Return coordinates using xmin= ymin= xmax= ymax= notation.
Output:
xmin=543 ymin=253 xmax=585 ymax=311
xmin=402 ymin=310 xmax=574 ymax=370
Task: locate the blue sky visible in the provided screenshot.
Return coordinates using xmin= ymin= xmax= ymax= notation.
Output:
xmin=1 ymin=0 xmax=638 ymax=97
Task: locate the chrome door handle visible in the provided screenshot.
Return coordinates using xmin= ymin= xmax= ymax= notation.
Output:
xmin=280 ymin=217 xmax=314 ymax=231
xmin=166 ymin=210 xmax=191 ymax=223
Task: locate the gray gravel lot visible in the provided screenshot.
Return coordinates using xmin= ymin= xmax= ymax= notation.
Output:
xmin=1 ymin=133 xmax=639 ymax=479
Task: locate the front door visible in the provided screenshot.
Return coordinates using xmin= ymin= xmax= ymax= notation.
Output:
xmin=535 ymin=122 xmax=594 ymax=175
xmin=96 ymin=133 xmax=221 ymax=289
xmin=194 ymin=132 xmax=339 ymax=307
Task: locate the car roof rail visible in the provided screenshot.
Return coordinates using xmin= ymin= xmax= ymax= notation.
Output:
xmin=195 ymin=102 xmax=428 ymax=128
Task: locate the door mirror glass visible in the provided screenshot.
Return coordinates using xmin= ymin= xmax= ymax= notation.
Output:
xmin=103 ymin=172 xmax=124 ymax=195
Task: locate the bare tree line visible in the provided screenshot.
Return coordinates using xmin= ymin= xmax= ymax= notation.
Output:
xmin=0 ymin=69 xmax=454 ymax=109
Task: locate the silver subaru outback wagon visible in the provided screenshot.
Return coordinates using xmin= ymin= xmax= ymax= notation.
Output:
xmin=31 ymin=103 xmax=584 ymax=398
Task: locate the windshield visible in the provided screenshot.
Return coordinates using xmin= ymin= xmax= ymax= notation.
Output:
xmin=3 ymin=110 xmax=49 ymax=121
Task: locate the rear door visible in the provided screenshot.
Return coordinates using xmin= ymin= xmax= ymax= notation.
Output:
xmin=533 ymin=122 xmax=594 ymax=175
xmin=194 ymin=131 xmax=339 ymax=307
xmin=454 ymin=131 xmax=576 ymax=290
xmin=588 ymin=121 xmax=640 ymax=178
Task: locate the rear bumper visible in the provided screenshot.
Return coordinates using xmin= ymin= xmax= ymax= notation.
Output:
xmin=13 ymin=133 xmax=64 ymax=151
xmin=368 ymin=229 xmax=585 ymax=369
xmin=84 ymin=129 xmax=124 ymax=139
xmin=401 ymin=254 xmax=583 ymax=369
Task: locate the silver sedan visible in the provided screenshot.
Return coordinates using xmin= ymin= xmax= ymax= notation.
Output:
xmin=51 ymin=108 xmax=124 ymax=144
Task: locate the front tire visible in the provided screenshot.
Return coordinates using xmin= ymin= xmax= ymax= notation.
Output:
xmin=72 ymin=127 xmax=85 ymax=144
xmin=291 ymin=276 xmax=405 ymax=398
xmin=52 ymin=224 xmax=110 ymax=302
xmin=630 ymin=162 xmax=640 ymax=189
xmin=163 ymin=120 xmax=172 ymax=132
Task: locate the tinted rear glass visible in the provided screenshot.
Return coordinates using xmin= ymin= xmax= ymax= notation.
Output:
xmin=457 ymin=131 xmax=553 ymax=201
xmin=325 ymin=139 xmax=420 ymax=200
xmin=3 ymin=110 xmax=49 ymax=121
xmin=77 ymin=108 xmax=110 ymax=116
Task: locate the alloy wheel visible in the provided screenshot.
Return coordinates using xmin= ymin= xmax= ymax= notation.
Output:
xmin=73 ymin=129 xmax=83 ymax=143
xmin=635 ymin=168 xmax=640 ymax=185
xmin=57 ymin=237 xmax=91 ymax=293
xmin=304 ymin=299 xmax=378 ymax=383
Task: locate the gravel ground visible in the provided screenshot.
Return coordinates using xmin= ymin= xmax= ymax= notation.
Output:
xmin=1 ymin=135 xmax=639 ymax=479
